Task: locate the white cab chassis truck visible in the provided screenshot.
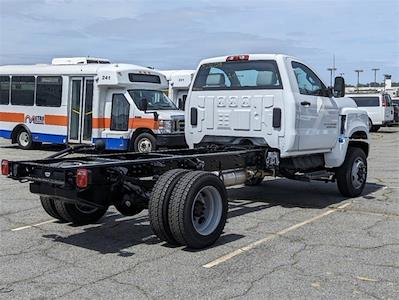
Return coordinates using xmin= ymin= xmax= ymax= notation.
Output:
xmin=2 ymin=54 xmax=369 ymax=250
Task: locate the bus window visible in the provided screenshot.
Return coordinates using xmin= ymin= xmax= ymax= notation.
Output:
xmin=111 ymin=94 xmax=130 ymax=131
xmin=36 ymin=76 xmax=62 ymax=107
xmin=0 ymin=76 xmax=10 ymax=105
xmin=11 ymin=76 xmax=35 ymax=106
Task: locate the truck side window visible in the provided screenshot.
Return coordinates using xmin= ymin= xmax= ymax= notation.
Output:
xmin=291 ymin=62 xmax=326 ymax=96
xmin=110 ymin=94 xmax=130 ymax=131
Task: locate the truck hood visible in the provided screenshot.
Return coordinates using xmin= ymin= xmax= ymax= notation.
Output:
xmin=334 ymin=96 xmax=358 ymax=109
xmin=156 ymin=110 xmax=185 ymax=120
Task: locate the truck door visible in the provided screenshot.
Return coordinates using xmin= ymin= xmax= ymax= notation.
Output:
xmin=291 ymin=61 xmax=339 ymax=151
xmin=68 ymin=77 xmax=94 ymax=144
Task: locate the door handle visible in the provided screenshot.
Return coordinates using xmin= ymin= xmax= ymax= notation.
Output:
xmin=301 ymin=101 xmax=311 ymax=106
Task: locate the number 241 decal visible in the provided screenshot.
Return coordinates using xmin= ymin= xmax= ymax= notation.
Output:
xmin=102 ymin=75 xmax=111 ymax=80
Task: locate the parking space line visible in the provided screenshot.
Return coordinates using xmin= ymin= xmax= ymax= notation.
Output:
xmin=203 ymin=202 xmax=351 ymax=268
xmin=11 ymin=219 xmax=57 ymax=231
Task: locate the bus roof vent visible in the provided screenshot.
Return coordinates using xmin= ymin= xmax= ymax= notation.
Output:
xmin=51 ymin=57 xmax=111 ymax=65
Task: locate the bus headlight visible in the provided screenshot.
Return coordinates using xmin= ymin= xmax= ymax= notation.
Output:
xmin=158 ymin=120 xmax=173 ymax=133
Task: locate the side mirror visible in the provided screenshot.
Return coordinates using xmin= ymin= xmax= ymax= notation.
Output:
xmin=178 ymin=98 xmax=185 ymax=110
xmin=140 ymin=98 xmax=148 ymax=111
xmin=334 ymin=76 xmax=345 ymax=97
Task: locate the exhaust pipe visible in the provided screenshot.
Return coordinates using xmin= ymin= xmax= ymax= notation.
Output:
xmin=218 ymin=169 xmax=248 ymax=187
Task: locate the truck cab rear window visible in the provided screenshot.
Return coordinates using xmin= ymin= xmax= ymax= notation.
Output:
xmin=192 ymin=60 xmax=282 ymax=91
xmin=11 ymin=76 xmax=35 ymax=106
xmin=129 ymin=73 xmax=161 ymax=84
xmin=350 ymin=97 xmax=379 ymax=107
xmin=36 ymin=76 xmax=63 ymax=107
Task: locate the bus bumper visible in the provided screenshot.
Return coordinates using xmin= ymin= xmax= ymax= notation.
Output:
xmin=155 ymin=133 xmax=187 ymax=147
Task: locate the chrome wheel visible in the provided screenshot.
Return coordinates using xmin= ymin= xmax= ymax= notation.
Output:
xmin=351 ymin=157 xmax=366 ymax=189
xmin=18 ymin=131 xmax=30 ymax=147
xmin=138 ymin=138 xmax=153 ymax=153
xmin=191 ymin=186 xmax=223 ymax=236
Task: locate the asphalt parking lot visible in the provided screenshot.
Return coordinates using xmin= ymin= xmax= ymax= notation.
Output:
xmin=0 ymin=128 xmax=398 ymax=300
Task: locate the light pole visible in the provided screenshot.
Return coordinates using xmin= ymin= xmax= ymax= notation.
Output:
xmin=354 ymin=70 xmax=363 ymax=91
xmin=371 ymin=68 xmax=380 ymax=85
xmin=327 ymin=67 xmax=337 ymax=87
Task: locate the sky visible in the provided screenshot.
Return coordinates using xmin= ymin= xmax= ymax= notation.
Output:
xmin=0 ymin=0 xmax=398 ymax=85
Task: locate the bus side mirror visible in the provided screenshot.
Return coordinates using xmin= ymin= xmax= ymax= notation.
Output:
xmin=178 ymin=98 xmax=184 ymax=110
xmin=140 ymin=98 xmax=148 ymax=111
xmin=334 ymin=76 xmax=345 ymax=97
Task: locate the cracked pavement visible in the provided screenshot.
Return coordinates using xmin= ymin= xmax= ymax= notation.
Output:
xmin=0 ymin=127 xmax=398 ymax=299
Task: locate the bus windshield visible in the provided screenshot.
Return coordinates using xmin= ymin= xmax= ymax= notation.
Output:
xmin=128 ymin=89 xmax=177 ymax=110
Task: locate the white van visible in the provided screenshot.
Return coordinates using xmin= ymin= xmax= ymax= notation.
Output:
xmin=346 ymin=93 xmax=394 ymax=132
xmin=159 ymin=70 xmax=195 ymax=109
xmin=0 ymin=58 xmax=185 ymax=152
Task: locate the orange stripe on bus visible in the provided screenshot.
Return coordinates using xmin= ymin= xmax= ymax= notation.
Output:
xmin=93 ymin=117 xmax=159 ymax=129
xmin=44 ymin=115 xmax=68 ymax=126
xmin=129 ymin=118 xmax=159 ymax=129
xmin=0 ymin=112 xmax=25 ymax=122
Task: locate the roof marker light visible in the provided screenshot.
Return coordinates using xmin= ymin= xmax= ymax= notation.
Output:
xmin=226 ymin=55 xmax=249 ymax=62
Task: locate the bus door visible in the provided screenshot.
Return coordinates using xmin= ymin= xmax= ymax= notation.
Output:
xmin=68 ymin=77 xmax=94 ymax=144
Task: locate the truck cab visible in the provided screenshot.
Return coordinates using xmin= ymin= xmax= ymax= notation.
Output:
xmin=186 ymin=54 xmax=369 ymax=170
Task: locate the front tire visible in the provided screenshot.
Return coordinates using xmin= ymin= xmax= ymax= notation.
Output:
xmin=336 ymin=147 xmax=367 ymax=197
xmin=54 ymin=201 xmax=108 ymax=225
xmin=370 ymin=126 xmax=380 ymax=132
xmin=132 ymin=133 xmax=156 ymax=153
xmin=168 ymin=171 xmax=228 ymax=249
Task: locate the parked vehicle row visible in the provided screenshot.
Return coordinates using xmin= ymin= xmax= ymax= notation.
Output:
xmin=2 ymin=54 xmax=370 ymax=249
xmin=0 ymin=57 xmax=186 ymax=152
xmin=346 ymin=92 xmax=394 ymax=131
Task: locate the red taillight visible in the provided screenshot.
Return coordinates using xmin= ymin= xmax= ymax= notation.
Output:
xmin=1 ymin=160 xmax=9 ymax=176
xmin=226 ymin=54 xmax=249 ymax=61
xmin=382 ymin=99 xmax=387 ymax=107
xmin=76 ymin=168 xmax=89 ymax=188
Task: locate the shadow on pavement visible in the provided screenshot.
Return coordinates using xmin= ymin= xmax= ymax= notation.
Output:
xmin=42 ymin=178 xmax=384 ymax=254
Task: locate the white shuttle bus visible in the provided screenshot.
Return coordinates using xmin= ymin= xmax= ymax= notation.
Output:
xmin=159 ymin=70 xmax=195 ymax=109
xmin=0 ymin=58 xmax=185 ymax=152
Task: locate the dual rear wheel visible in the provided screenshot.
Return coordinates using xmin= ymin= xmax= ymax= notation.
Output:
xmin=40 ymin=196 xmax=108 ymax=225
xmin=149 ymin=170 xmax=228 ymax=249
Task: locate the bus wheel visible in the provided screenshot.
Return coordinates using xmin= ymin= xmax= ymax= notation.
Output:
xmin=149 ymin=169 xmax=190 ymax=245
xmin=168 ymin=171 xmax=228 ymax=249
xmin=54 ymin=200 xmax=108 ymax=225
xmin=133 ymin=133 xmax=156 ymax=153
xmin=17 ymin=129 xmax=33 ymax=150
xmin=40 ymin=196 xmax=67 ymax=222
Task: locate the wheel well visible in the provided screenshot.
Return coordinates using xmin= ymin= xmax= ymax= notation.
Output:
xmin=349 ymin=140 xmax=369 ymax=157
xmin=11 ymin=124 xmax=30 ymax=144
xmin=350 ymin=131 xmax=368 ymax=140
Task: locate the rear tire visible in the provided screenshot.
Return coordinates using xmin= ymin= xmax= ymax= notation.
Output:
xmin=149 ymin=169 xmax=190 ymax=245
xmin=336 ymin=147 xmax=367 ymax=197
xmin=168 ymin=171 xmax=228 ymax=249
xmin=370 ymin=126 xmax=380 ymax=132
xmin=40 ymin=196 xmax=66 ymax=222
xmin=54 ymin=200 xmax=108 ymax=225
xmin=17 ymin=129 xmax=34 ymax=150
